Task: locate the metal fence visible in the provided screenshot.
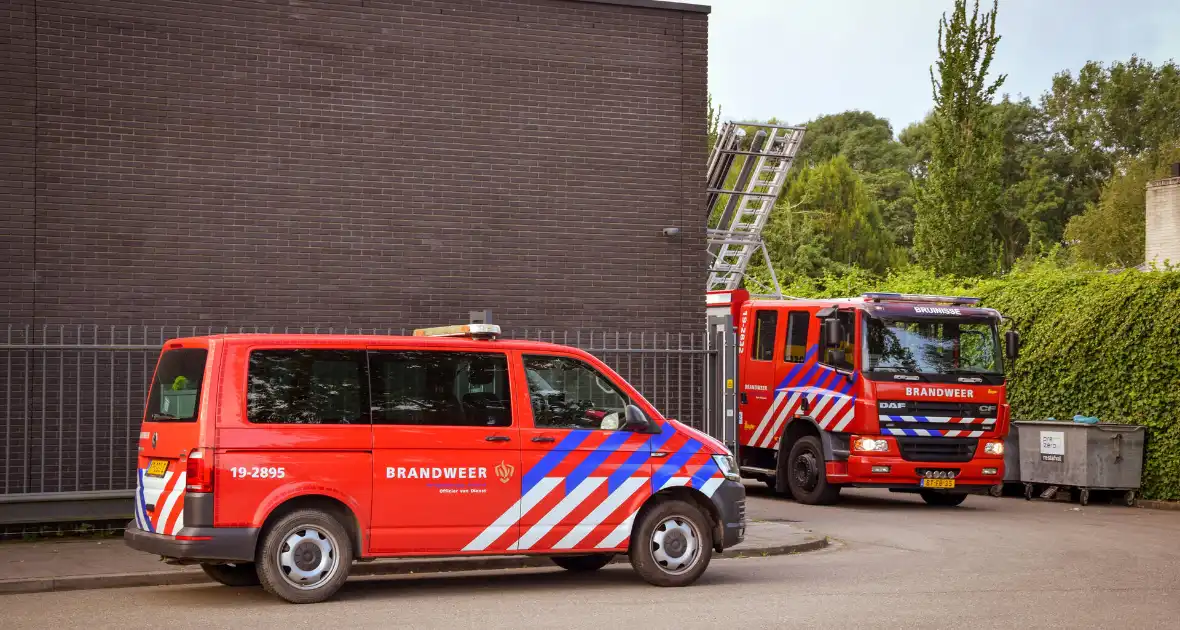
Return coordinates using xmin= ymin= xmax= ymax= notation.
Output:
xmin=0 ymin=325 xmax=711 ymax=519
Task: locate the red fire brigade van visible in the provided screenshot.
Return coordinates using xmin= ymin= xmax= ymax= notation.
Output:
xmin=712 ymin=290 xmax=1018 ymax=507
xmin=123 ymin=325 xmax=745 ymax=604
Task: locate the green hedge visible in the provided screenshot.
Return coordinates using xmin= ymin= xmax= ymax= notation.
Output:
xmin=753 ymin=262 xmax=1180 ymax=499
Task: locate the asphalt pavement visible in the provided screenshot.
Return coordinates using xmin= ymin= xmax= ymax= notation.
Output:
xmin=5 ymin=486 xmax=1180 ymax=629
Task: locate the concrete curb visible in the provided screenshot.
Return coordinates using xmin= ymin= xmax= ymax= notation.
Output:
xmin=0 ymin=535 xmax=828 ymax=595
xmin=1137 ymin=499 xmax=1180 ymax=511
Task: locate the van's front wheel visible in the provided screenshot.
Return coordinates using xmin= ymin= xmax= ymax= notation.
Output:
xmin=200 ymin=561 xmax=259 ymax=587
xmin=629 ymin=499 xmax=712 ymax=587
xmin=256 ymin=509 xmax=353 ymax=604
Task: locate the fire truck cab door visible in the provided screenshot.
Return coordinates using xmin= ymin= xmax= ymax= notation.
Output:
xmin=739 ymin=308 xmax=784 ymax=448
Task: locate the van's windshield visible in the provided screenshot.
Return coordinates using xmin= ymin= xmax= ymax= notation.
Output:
xmin=145 ymin=348 xmax=208 ymax=422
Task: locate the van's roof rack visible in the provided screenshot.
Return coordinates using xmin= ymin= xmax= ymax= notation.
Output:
xmin=412 ymin=324 xmax=501 ymax=339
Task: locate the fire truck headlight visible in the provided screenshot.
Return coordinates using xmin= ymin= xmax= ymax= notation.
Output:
xmin=853 ymin=438 xmax=889 ymax=453
xmin=712 ymin=454 xmax=741 ymax=481
xmin=984 ymin=441 xmax=1005 ymax=455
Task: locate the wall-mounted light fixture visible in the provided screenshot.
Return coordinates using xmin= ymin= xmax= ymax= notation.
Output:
xmin=662 ymin=227 xmax=681 ymax=237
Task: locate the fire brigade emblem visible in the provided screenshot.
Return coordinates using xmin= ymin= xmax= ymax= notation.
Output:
xmin=495 ymin=461 xmax=514 ymax=484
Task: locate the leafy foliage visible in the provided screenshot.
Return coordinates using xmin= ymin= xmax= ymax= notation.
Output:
xmin=913 ymin=0 xmax=1006 ymax=277
xmin=1064 ymin=143 xmax=1180 ymax=267
xmin=761 ymin=157 xmax=902 ymax=282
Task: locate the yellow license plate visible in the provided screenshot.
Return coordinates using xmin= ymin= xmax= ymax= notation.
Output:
xmin=145 ymin=459 xmax=169 ymax=477
xmin=921 ymin=478 xmax=956 ymax=489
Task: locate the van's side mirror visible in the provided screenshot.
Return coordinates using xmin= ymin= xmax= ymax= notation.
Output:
xmin=622 ymin=405 xmax=658 ymax=434
xmin=824 ymin=319 xmax=842 ymax=347
xmin=1005 ymin=330 xmax=1020 ymax=362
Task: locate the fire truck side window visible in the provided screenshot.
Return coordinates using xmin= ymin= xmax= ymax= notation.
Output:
xmin=820 ymin=310 xmax=856 ymax=370
xmin=783 ymin=311 xmax=810 ymax=363
xmin=751 ymin=310 xmax=778 ymax=361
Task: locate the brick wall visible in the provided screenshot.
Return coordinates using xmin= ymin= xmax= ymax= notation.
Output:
xmin=0 ymin=0 xmax=709 ymax=333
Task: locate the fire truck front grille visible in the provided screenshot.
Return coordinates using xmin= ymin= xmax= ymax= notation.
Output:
xmin=896 ymin=437 xmax=978 ymax=462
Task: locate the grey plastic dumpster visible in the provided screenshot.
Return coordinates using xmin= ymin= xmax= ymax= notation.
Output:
xmin=1015 ymin=420 xmax=1146 ymax=506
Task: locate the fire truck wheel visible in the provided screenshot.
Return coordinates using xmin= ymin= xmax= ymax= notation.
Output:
xmin=629 ymin=499 xmax=712 ymax=587
xmin=200 ymin=561 xmax=260 ymax=587
xmin=919 ymin=491 xmax=968 ymax=507
xmin=550 ymin=553 xmax=615 ymax=572
xmin=785 ymin=436 xmax=841 ymax=505
xmin=256 ymin=509 xmax=354 ymax=604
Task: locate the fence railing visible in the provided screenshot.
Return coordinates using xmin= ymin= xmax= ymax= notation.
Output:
xmin=0 ymin=325 xmax=711 ymax=508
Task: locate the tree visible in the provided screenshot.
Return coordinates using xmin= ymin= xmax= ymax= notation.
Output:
xmin=1041 ymin=57 xmax=1180 ymax=230
xmin=789 ymin=111 xmax=919 ymax=249
xmin=913 ymin=0 xmax=1006 ymax=276
xmin=763 ymin=156 xmax=901 ymax=280
xmin=1064 ymin=142 xmax=1180 ymax=267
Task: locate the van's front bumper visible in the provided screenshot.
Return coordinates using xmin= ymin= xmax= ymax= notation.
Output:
xmin=123 ymin=522 xmax=258 ymax=563
xmin=708 ymin=479 xmax=746 ymax=550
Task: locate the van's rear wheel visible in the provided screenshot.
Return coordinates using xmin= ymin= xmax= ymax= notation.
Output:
xmin=256 ymin=509 xmax=353 ymax=604
xmin=628 ymin=499 xmax=712 ymax=587
xmin=200 ymin=562 xmax=260 ymax=587
xmin=551 ymin=553 xmax=614 ymax=572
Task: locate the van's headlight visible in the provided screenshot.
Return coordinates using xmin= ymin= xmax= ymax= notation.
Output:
xmin=712 ymin=454 xmax=741 ymax=481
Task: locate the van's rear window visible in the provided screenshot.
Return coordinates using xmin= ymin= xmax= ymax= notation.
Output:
xmin=145 ymin=348 xmax=208 ymax=423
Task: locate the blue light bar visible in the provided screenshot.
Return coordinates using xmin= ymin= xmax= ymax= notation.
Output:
xmin=862 ymin=292 xmax=981 ymax=306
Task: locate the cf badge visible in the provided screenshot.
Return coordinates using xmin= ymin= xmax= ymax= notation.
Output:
xmin=495 ymin=461 xmax=515 ymax=484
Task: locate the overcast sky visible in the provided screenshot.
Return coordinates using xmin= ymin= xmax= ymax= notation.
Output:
xmin=703 ymin=0 xmax=1180 ymax=134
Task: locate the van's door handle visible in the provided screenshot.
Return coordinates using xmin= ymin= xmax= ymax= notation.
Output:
xmin=531 ymin=436 xmax=555 ymax=443
xmin=485 ymin=435 xmax=511 ymax=442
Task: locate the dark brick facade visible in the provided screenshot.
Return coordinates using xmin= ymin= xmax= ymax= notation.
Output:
xmin=0 ymin=0 xmax=709 ymax=333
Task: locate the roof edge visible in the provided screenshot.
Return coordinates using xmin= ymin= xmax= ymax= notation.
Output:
xmin=565 ymin=0 xmax=711 ymax=14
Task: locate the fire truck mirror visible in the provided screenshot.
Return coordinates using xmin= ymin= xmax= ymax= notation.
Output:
xmin=622 ymin=405 xmax=658 ymax=434
xmin=1005 ymin=329 xmax=1021 ymax=362
xmin=824 ymin=319 xmax=842 ymax=347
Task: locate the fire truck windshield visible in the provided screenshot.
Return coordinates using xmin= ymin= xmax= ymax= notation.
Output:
xmin=865 ymin=317 xmax=1002 ymax=376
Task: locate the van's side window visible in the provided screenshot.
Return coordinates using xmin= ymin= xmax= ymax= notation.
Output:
xmin=369 ymin=351 xmax=512 ymax=427
xmin=783 ymin=311 xmax=810 ymax=363
xmin=523 ymin=355 xmax=629 ymax=431
xmin=247 ymin=350 xmax=369 ymax=424
xmin=752 ymin=310 xmax=778 ymax=361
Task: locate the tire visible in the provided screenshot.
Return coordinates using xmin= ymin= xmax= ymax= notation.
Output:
xmin=785 ymin=436 xmax=841 ymax=505
xmin=920 ymin=491 xmax=968 ymax=507
xmin=200 ymin=562 xmax=260 ymax=587
xmin=256 ymin=509 xmax=353 ymax=604
xmin=551 ymin=553 xmax=614 ymax=572
xmin=628 ymin=499 xmax=713 ymax=587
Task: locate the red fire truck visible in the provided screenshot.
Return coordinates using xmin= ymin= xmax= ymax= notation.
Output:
xmin=704 ymin=289 xmax=1020 ymax=506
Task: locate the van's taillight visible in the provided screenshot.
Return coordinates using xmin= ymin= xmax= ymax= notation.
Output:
xmin=185 ymin=448 xmax=214 ymax=493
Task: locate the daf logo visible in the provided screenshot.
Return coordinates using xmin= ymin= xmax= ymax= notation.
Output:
xmin=151 ymin=432 xmax=158 ymax=448
xmin=879 ymin=402 xmax=907 ymax=410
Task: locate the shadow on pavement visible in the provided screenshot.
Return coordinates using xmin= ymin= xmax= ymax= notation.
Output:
xmin=744 ymin=484 xmax=999 ymax=512
xmin=138 ymin=558 xmax=795 ymax=606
